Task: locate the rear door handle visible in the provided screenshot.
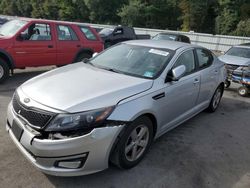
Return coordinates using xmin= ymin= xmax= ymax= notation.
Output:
xmin=48 ymin=45 xmax=53 ymax=48
xmin=76 ymin=44 xmax=81 ymax=48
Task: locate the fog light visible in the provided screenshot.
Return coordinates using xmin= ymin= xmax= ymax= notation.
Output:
xmin=58 ymin=160 xmax=82 ymax=169
xmin=55 ymin=154 xmax=88 ymax=169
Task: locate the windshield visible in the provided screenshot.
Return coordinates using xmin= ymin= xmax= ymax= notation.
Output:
xmin=0 ymin=19 xmax=27 ymax=37
xmin=226 ymin=47 xmax=250 ymax=59
xmin=90 ymin=44 xmax=173 ymax=79
xmin=99 ymin=28 xmax=114 ymax=36
xmin=153 ymin=34 xmax=177 ymax=41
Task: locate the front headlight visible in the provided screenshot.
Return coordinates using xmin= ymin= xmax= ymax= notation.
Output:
xmin=45 ymin=106 xmax=114 ymax=132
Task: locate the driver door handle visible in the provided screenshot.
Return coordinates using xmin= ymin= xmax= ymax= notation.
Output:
xmin=193 ymin=78 xmax=200 ymax=84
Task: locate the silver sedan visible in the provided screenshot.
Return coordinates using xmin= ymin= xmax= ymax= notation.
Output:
xmin=6 ymin=40 xmax=226 ymax=176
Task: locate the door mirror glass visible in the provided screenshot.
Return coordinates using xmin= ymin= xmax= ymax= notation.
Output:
xmin=92 ymin=52 xmax=98 ymax=58
xmin=166 ymin=65 xmax=186 ymax=82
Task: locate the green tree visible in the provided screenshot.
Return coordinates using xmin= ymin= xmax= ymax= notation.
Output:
xmin=118 ymin=0 xmax=147 ymax=27
xmin=233 ymin=19 xmax=250 ymax=37
xmin=58 ymin=0 xmax=89 ymax=22
xmin=0 ymin=0 xmax=21 ymax=16
xmin=85 ymin=0 xmax=127 ymax=24
xmin=179 ymin=0 xmax=218 ymax=33
xmin=215 ymin=0 xmax=248 ymax=35
xmin=31 ymin=0 xmax=46 ymax=18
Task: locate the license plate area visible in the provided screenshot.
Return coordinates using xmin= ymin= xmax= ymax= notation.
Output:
xmin=11 ymin=120 xmax=23 ymax=141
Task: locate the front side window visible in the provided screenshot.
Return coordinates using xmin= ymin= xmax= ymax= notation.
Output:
xmin=22 ymin=23 xmax=51 ymax=41
xmin=79 ymin=26 xmax=97 ymax=40
xmin=196 ymin=49 xmax=213 ymax=69
xmin=57 ymin=25 xmax=78 ymax=41
xmin=173 ymin=50 xmax=195 ymax=75
xmin=90 ymin=44 xmax=173 ymax=79
xmin=0 ymin=19 xmax=27 ymax=37
xmin=226 ymin=47 xmax=250 ymax=59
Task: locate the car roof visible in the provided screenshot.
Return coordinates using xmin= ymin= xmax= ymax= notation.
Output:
xmin=16 ymin=17 xmax=90 ymax=27
xmin=123 ymin=40 xmax=197 ymax=51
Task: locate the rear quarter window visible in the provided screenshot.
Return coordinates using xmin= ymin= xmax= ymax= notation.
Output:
xmin=196 ymin=49 xmax=213 ymax=69
xmin=79 ymin=26 xmax=97 ymax=40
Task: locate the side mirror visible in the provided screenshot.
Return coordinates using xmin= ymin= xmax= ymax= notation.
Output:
xmin=92 ymin=52 xmax=98 ymax=58
xmin=16 ymin=32 xmax=27 ymax=41
xmin=166 ymin=65 xmax=186 ymax=82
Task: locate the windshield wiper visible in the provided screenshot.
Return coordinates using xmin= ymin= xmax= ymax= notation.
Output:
xmin=102 ymin=67 xmax=125 ymax=74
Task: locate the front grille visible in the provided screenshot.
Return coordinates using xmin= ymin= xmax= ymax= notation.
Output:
xmin=12 ymin=93 xmax=55 ymax=129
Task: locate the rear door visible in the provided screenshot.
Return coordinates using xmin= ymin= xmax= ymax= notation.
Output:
xmin=195 ymin=48 xmax=218 ymax=104
xmin=78 ymin=25 xmax=103 ymax=52
xmin=13 ymin=22 xmax=56 ymax=67
xmin=56 ymin=24 xmax=81 ymax=65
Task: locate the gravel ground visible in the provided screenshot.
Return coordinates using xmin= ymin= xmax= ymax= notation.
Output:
xmin=0 ymin=67 xmax=250 ymax=188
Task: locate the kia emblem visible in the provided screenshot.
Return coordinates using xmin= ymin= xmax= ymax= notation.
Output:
xmin=24 ymin=98 xmax=30 ymax=103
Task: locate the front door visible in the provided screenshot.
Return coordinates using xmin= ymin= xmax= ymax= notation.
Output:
xmin=13 ymin=22 xmax=56 ymax=67
xmin=157 ymin=49 xmax=200 ymax=132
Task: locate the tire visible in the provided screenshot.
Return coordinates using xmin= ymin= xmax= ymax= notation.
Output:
xmin=238 ymin=86 xmax=249 ymax=97
xmin=207 ymin=85 xmax=223 ymax=112
xmin=224 ymin=80 xmax=231 ymax=88
xmin=0 ymin=58 xmax=9 ymax=83
xmin=110 ymin=116 xmax=153 ymax=169
xmin=74 ymin=52 xmax=92 ymax=63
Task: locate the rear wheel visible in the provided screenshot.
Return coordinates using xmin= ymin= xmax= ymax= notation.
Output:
xmin=0 ymin=58 xmax=9 ymax=83
xmin=238 ymin=86 xmax=249 ymax=97
xmin=207 ymin=85 xmax=223 ymax=112
xmin=110 ymin=116 xmax=153 ymax=169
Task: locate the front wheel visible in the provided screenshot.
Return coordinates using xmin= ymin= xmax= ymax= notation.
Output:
xmin=207 ymin=85 xmax=223 ymax=112
xmin=0 ymin=59 xmax=9 ymax=83
xmin=110 ymin=116 xmax=153 ymax=169
xmin=238 ymin=86 xmax=249 ymax=97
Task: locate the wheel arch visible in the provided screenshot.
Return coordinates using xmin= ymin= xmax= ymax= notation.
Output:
xmin=0 ymin=49 xmax=15 ymax=69
xmin=129 ymin=113 xmax=158 ymax=138
xmin=73 ymin=48 xmax=94 ymax=63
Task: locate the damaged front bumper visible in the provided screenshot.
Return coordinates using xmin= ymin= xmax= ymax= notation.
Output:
xmin=6 ymin=103 xmax=125 ymax=176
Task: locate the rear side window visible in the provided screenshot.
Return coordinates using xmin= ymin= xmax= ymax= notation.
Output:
xmin=196 ymin=49 xmax=213 ymax=69
xmin=57 ymin=25 xmax=78 ymax=41
xmin=173 ymin=50 xmax=196 ymax=75
xmin=79 ymin=26 xmax=97 ymax=40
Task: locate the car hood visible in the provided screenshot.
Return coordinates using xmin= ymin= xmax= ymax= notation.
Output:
xmin=218 ymin=55 xmax=250 ymax=66
xmin=20 ymin=63 xmax=153 ymax=113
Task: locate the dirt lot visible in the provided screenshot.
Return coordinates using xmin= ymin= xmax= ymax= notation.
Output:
xmin=0 ymin=67 xmax=250 ymax=188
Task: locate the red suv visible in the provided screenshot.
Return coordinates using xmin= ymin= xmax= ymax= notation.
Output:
xmin=0 ymin=18 xmax=104 ymax=83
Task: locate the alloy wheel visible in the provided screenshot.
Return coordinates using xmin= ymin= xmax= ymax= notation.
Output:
xmin=125 ymin=125 xmax=149 ymax=162
xmin=212 ymin=88 xmax=222 ymax=109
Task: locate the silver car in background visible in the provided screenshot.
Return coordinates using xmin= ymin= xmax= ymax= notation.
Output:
xmin=6 ymin=40 xmax=226 ymax=176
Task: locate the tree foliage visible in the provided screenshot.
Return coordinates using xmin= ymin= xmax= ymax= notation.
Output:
xmin=0 ymin=0 xmax=249 ymax=36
